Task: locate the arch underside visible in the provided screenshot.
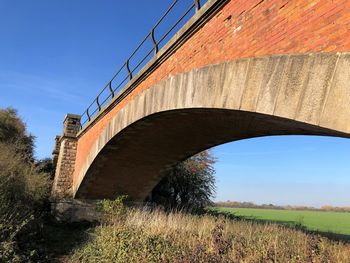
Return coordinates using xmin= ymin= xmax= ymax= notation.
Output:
xmin=74 ymin=52 xmax=350 ymax=201
xmin=75 ymin=109 xmax=349 ymax=201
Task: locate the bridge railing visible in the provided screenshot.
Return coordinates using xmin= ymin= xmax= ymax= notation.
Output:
xmin=80 ymin=0 xmax=208 ymax=129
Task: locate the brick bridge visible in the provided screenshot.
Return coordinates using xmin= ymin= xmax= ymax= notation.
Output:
xmin=52 ymin=0 xmax=350 ymax=202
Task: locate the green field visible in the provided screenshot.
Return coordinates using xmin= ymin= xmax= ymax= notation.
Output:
xmin=215 ymin=207 xmax=350 ymax=236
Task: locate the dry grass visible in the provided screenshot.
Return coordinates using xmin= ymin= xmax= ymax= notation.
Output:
xmin=71 ymin=205 xmax=350 ymax=262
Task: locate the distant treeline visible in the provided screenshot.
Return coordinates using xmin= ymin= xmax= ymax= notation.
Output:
xmin=215 ymin=201 xmax=350 ymax=213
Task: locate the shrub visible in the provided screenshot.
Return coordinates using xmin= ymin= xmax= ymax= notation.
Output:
xmin=0 ymin=107 xmax=53 ymax=261
xmin=0 ymin=141 xmax=50 ymax=261
xmin=98 ymin=195 xmax=131 ymax=224
xmin=149 ymin=150 xmax=216 ymax=212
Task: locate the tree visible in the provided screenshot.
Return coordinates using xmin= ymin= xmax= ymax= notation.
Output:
xmin=149 ymin=150 xmax=216 ymax=211
xmin=35 ymin=158 xmax=55 ymax=179
xmin=0 ymin=107 xmax=50 ymax=205
xmin=0 ymin=107 xmax=35 ymax=161
xmin=0 ymin=107 xmax=50 ymax=261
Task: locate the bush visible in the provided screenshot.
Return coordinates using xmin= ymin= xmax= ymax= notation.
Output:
xmin=0 ymin=141 xmax=51 ymax=262
xmin=149 ymin=151 xmax=216 ymax=212
xmin=98 ymin=195 xmax=131 ymax=224
xmin=0 ymin=107 xmax=51 ymax=262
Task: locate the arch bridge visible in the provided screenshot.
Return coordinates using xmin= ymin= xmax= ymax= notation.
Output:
xmin=52 ymin=0 xmax=350 ymax=201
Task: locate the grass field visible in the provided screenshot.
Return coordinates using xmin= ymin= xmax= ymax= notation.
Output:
xmin=215 ymin=207 xmax=350 ymax=236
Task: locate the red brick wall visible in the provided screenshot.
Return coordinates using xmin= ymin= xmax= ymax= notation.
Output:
xmin=73 ymin=0 xmax=350 ymax=185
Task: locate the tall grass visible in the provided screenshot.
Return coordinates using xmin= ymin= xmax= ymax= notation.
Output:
xmin=72 ymin=200 xmax=350 ymax=262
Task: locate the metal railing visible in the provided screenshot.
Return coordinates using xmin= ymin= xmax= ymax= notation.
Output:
xmin=80 ymin=0 xmax=207 ymax=129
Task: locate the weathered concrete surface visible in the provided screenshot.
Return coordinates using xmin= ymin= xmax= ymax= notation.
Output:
xmin=73 ymin=52 xmax=350 ymax=201
xmin=51 ymin=199 xmax=100 ymax=222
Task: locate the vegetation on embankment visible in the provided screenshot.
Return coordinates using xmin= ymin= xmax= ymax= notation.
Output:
xmin=214 ymin=207 xmax=350 ymax=236
xmin=69 ymin=198 xmax=350 ymax=263
xmin=0 ymin=108 xmax=52 ymax=262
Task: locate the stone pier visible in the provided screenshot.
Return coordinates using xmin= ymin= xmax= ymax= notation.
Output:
xmin=52 ymin=114 xmax=81 ymax=199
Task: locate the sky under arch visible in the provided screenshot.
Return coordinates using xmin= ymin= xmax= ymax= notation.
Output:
xmin=213 ymin=135 xmax=350 ymax=207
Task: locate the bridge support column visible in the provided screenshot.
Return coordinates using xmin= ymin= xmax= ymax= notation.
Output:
xmin=52 ymin=114 xmax=81 ymax=199
xmin=52 ymin=135 xmax=61 ymax=169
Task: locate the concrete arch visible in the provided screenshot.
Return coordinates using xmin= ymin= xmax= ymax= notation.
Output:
xmin=73 ymin=52 xmax=350 ymax=200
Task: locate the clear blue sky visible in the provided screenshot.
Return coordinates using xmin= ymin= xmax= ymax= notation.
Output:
xmin=1 ymin=0 xmax=349 ymax=207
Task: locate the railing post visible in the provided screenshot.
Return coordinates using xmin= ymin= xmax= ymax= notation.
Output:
xmin=108 ymin=82 xmax=114 ymax=98
xmin=126 ymin=59 xmax=132 ymax=80
xmin=96 ymin=96 xmax=101 ymax=111
xmin=86 ymin=108 xmax=91 ymax=122
xmin=151 ymin=28 xmax=159 ymax=55
xmin=194 ymin=0 xmax=201 ymax=11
